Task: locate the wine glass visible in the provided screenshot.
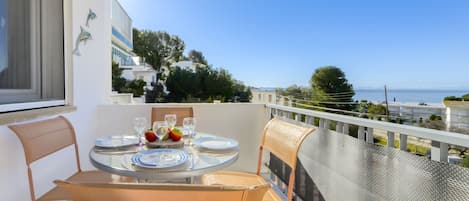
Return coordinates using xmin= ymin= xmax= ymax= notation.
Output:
xmin=164 ymin=114 xmax=177 ymax=127
xmin=133 ymin=117 xmax=147 ymax=146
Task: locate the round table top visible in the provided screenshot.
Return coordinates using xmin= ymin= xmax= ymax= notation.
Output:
xmin=89 ymin=133 xmax=239 ymax=181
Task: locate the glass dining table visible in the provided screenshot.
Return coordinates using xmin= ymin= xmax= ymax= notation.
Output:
xmin=89 ymin=133 xmax=240 ymax=183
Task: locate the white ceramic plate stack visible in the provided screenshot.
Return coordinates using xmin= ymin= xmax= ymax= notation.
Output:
xmin=95 ymin=136 xmax=139 ymax=148
xmin=131 ymin=149 xmax=189 ymax=169
xmin=193 ymin=137 xmax=239 ymax=151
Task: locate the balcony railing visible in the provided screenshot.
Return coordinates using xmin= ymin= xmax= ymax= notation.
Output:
xmin=266 ymin=103 xmax=469 ymax=163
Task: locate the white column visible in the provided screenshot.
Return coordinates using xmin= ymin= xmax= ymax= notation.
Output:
xmin=358 ymin=126 xmax=365 ymax=140
xmin=431 ymin=141 xmax=448 ymax=163
xmin=343 ymin=123 xmax=349 ymax=135
xmin=336 ymin=122 xmax=344 ymax=133
xmin=399 ymin=134 xmax=407 ymax=151
xmin=366 ymin=128 xmax=374 ymax=143
xmin=324 ymin=119 xmax=330 ymax=130
xmin=387 ymin=131 xmax=395 ymax=148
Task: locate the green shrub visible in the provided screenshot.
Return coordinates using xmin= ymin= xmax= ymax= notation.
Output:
xmin=460 ymin=156 xmax=469 ymax=168
xmin=444 ymin=96 xmax=462 ymax=101
xmin=462 ymin=94 xmax=469 ymax=101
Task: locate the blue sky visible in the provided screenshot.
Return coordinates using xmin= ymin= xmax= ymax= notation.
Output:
xmin=119 ymin=0 xmax=469 ymax=90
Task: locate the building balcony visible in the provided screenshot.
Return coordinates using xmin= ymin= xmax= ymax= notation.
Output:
xmin=2 ymin=102 xmax=469 ymax=200
xmin=1 ymin=1 xmax=469 ymax=200
xmin=6 ymin=102 xmax=468 ymax=200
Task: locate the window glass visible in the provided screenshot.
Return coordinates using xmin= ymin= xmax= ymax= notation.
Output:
xmin=0 ymin=0 xmax=6 ymax=75
xmin=0 ymin=0 xmax=64 ymax=108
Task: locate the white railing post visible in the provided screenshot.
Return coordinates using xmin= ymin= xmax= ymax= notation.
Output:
xmin=343 ymin=123 xmax=349 ymax=135
xmin=295 ymin=114 xmax=300 ymax=122
xmin=366 ymin=128 xmax=374 ymax=143
xmin=358 ymin=126 xmax=365 ymax=140
xmin=387 ymin=131 xmax=395 ymax=148
xmin=319 ymin=118 xmax=325 ymax=128
xmin=324 ymin=119 xmax=330 ymax=130
xmin=400 ymin=134 xmax=407 ymax=151
xmin=336 ymin=122 xmax=343 ymax=133
xmin=431 ymin=141 xmax=448 ymax=163
xmin=283 ymin=111 xmax=291 ymax=119
xmin=305 ymin=116 xmax=313 ymax=125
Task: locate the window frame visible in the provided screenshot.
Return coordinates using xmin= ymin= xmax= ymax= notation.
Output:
xmin=0 ymin=0 xmax=73 ymax=114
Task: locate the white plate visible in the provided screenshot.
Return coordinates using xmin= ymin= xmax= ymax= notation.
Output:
xmin=95 ymin=136 xmax=138 ymax=148
xmin=193 ymin=137 xmax=239 ymax=151
xmin=131 ymin=149 xmax=188 ymax=169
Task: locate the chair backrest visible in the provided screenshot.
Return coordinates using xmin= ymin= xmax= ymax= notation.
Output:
xmin=151 ymin=107 xmax=194 ymax=126
xmin=54 ymin=180 xmax=270 ymax=201
xmin=256 ymin=118 xmax=314 ymax=201
xmin=9 ymin=116 xmax=81 ymax=201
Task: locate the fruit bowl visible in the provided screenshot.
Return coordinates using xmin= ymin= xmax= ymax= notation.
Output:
xmin=145 ymin=140 xmax=184 ymax=149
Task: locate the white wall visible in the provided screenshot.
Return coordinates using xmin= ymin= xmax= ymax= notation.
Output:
xmin=0 ymin=0 xmax=112 ymax=200
xmin=97 ymin=103 xmax=270 ymax=172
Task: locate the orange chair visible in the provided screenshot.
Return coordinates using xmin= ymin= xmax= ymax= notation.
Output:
xmin=202 ymin=118 xmax=315 ymax=201
xmin=54 ymin=180 xmax=270 ymax=201
xmin=9 ymin=116 xmax=134 ymax=201
xmin=151 ymin=107 xmax=194 ymax=126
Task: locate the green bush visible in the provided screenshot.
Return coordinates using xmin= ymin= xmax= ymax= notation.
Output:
xmin=462 ymin=94 xmax=469 ymax=101
xmin=444 ymin=96 xmax=462 ymax=101
xmin=460 ymin=156 xmax=469 ymax=168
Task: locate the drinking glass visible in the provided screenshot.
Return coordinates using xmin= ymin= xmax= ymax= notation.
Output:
xmin=164 ymin=114 xmax=177 ymax=127
xmin=183 ymin=117 xmax=196 ymax=146
xmin=152 ymin=121 xmax=168 ymax=140
xmin=133 ymin=117 xmax=147 ymax=146
xmin=183 ymin=117 xmax=196 ymax=137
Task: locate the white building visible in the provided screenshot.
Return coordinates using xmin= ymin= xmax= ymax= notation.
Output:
xmin=121 ymin=57 xmax=156 ymax=90
xmin=387 ymin=102 xmax=446 ymax=122
xmin=110 ymin=0 xmax=156 ymax=103
xmin=171 ymin=60 xmax=202 ymax=72
xmin=111 ymin=0 xmax=134 ymax=66
xmin=251 ymin=88 xmax=277 ymax=104
xmin=444 ymin=101 xmax=469 ymax=131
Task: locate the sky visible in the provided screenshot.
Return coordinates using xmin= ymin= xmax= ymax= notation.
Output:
xmin=119 ymin=0 xmax=469 ymax=90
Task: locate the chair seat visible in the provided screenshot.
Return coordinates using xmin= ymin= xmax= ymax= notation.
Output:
xmin=38 ymin=170 xmax=135 ymax=201
xmin=202 ymin=171 xmax=282 ymax=201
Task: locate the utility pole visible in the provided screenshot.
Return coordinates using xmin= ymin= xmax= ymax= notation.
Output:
xmin=384 ymin=85 xmax=390 ymax=121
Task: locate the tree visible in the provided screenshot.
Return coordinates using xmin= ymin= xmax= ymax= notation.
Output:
xmin=368 ymin=103 xmax=387 ymax=116
xmin=132 ymin=28 xmax=185 ymax=102
xmin=310 ymin=66 xmax=355 ymax=111
xmin=277 ymin=85 xmax=311 ymax=100
xmin=165 ymin=65 xmax=249 ymax=103
xmin=112 ymin=61 xmax=126 ymax=92
xmin=187 ymin=50 xmax=208 ymax=65
xmin=112 ymin=61 xmax=147 ymax=97
xmin=120 ymin=79 xmax=147 ymax=97
xmin=232 ymin=80 xmax=252 ymax=102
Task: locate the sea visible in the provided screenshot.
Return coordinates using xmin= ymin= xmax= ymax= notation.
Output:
xmin=354 ymin=89 xmax=468 ymax=104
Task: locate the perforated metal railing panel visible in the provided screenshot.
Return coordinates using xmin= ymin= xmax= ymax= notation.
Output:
xmin=268 ymin=154 xmax=325 ymax=201
xmin=291 ymin=129 xmax=469 ymax=201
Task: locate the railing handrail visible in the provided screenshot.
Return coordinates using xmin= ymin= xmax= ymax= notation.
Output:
xmin=266 ymin=103 xmax=469 ymax=148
